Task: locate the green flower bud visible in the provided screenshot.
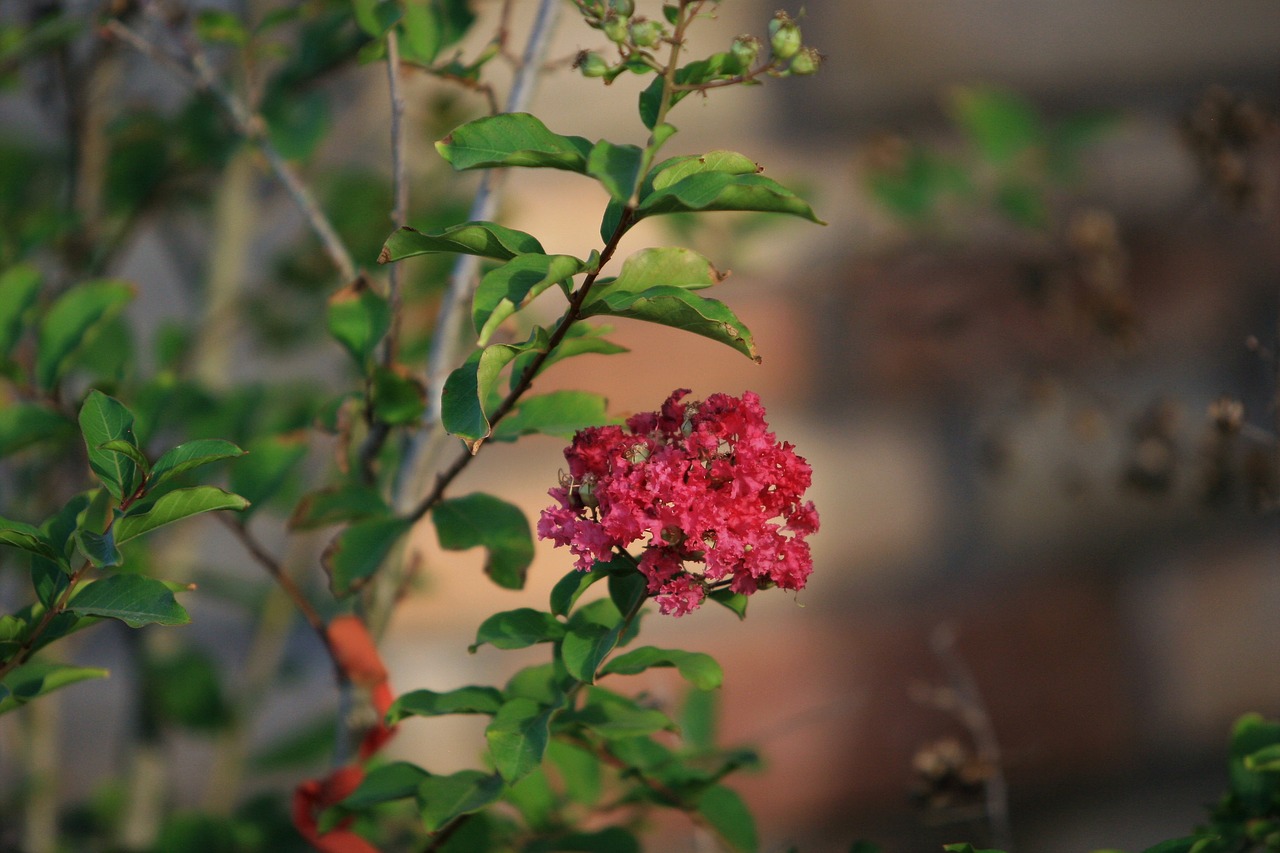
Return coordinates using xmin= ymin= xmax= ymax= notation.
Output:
xmin=609 ymin=0 xmax=635 ymax=17
xmin=576 ymin=51 xmax=610 ymax=78
xmin=731 ymin=34 xmax=761 ymax=68
xmin=788 ymin=46 xmax=822 ymax=76
xmin=768 ymin=11 xmax=802 ymax=61
xmin=629 ymin=19 xmax=664 ymax=48
xmin=602 ymin=13 xmax=629 ymax=44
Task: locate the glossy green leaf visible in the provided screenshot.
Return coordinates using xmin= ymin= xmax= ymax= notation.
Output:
xmin=436 ymin=113 xmax=592 ymax=173
xmin=635 ymin=171 xmax=823 ymax=224
xmin=379 ymin=221 xmax=544 ymax=264
xmin=432 ymin=492 xmax=533 ymax=590
xmin=587 ymin=139 xmax=644 ymax=202
xmin=342 ymin=762 xmax=429 ymax=809
xmin=442 ymin=327 xmax=550 ymax=453
xmin=948 ymin=85 xmax=1043 ymax=166
xmin=322 ymin=515 xmax=412 ymax=597
xmin=565 ymin=686 xmax=674 ymax=739
xmin=116 ymin=486 xmax=248 ymax=543
xmin=327 ymin=279 xmax=390 ymax=368
xmin=508 ymin=324 xmax=627 ymax=394
xmin=98 ymin=438 xmax=150 ymax=475
xmin=371 ymin=366 xmax=426 ymax=425
xmin=78 ymin=391 xmax=139 ymax=501
xmin=30 ymin=557 xmax=69 ymax=608
xmin=0 ymin=402 xmax=73 ymax=456
xmin=580 ymin=285 xmax=758 ymax=361
xmin=592 ymin=247 xmax=722 ymax=304
xmin=0 ymin=660 xmax=108 ymax=715
xmin=643 ymin=150 xmax=760 ymax=198
xmin=68 ymin=574 xmax=190 ymax=627
xmin=697 ymin=785 xmax=757 ymax=853
xmin=229 ymin=433 xmax=308 ymax=517
xmin=472 ymin=253 xmax=584 ymax=345
xmin=486 ymin=697 xmax=554 ymax=783
xmin=0 ymin=517 xmax=57 ymax=559
xmin=600 ymin=646 xmax=723 ymax=690
xmin=150 ymin=439 xmax=246 ymax=488
xmin=74 ymin=527 xmax=120 ymax=568
xmin=386 ymin=686 xmax=505 ymax=724
xmin=0 ymin=615 xmax=26 ymax=658
xmin=0 ymin=263 xmax=40 ymax=358
xmin=36 ymin=280 xmax=133 ymax=390
xmin=418 ymin=770 xmax=505 ymax=832
xmin=469 ymin=608 xmax=564 ymax=652
xmin=549 ymin=564 xmax=608 ymax=618
xmin=492 ymin=391 xmax=613 ymax=442
xmin=561 ymin=621 xmax=619 ymax=685
xmin=288 ymin=484 xmax=389 ymax=530
xmin=708 ymin=588 xmax=748 ymax=620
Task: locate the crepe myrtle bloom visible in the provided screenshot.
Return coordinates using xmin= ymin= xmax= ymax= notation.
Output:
xmin=538 ymin=390 xmax=818 ymax=615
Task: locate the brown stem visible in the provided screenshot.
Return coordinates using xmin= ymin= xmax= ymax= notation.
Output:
xmin=219 ymin=516 xmax=326 ymax=640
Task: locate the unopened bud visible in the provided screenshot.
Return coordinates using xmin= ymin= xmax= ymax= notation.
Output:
xmin=602 ymin=13 xmax=628 ymax=43
xmin=768 ymin=11 xmax=801 ymax=60
xmin=609 ymin=0 xmax=635 ymax=17
xmin=576 ymin=51 xmax=610 ymax=78
xmin=788 ymin=46 xmax=822 ymax=76
xmin=731 ymin=34 xmax=761 ymax=67
xmin=630 ymin=19 xmax=664 ymax=48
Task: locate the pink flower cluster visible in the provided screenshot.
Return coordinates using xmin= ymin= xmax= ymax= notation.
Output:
xmin=538 ymin=390 xmax=818 ymax=616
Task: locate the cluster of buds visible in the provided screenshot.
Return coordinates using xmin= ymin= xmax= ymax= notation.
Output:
xmin=765 ymin=10 xmax=822 ymax=76
xmin=575 ymin=0 xmax=669 ymax=79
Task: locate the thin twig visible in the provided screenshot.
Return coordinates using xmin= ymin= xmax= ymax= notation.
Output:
xmin=103 ymin=19 xmax=358 ymax=283
xmin=219 ymin=516 xmax=327 ymax=639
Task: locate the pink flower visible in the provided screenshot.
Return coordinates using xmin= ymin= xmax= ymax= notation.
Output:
xmin=538 ymin=390 xmax=818 ymax=615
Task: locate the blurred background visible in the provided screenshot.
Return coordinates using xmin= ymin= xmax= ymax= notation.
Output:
xmin=2 ymin=1 xmax=1280 ymax=850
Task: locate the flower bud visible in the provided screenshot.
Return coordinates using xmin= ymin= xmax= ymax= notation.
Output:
xmin=609 ymin=0 xmax=635 ymax=17
xmin=602 ymin=13 xmax=629 ymax=43
xmin=768 ymin=11 xmax=801 ymax=61
xmin=731 ymin=34 xmax=761 ymax=68
xmin=629 ymin=19 xmax=664 ymax=48
xmin=576 ymin=51 xmax=610 ymax=78
xmin=788 ymin=46 xmax=822 ymax=76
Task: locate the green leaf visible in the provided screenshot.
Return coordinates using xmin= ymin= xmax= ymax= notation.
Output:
xmin=436 ymin=113 xmax=592 ymax=173
xmin=342 ymin=761 xmax=430 ymax=808
xmin=472 ymin=254 xmax=585 ymax=345
xmin=505 ymin=663 xmax=569 ymax=707
xmin=550 ymin=565 xmax=608 ymax=617
xmin=0 ymin=402 xmax=73 ymax=456
xmin=580 ymin=285 xmax=758 ymax=362
xmin=505 ymin=765 xmax=556 ymax=830
xmin=229 ymin=432 xmax=308 ymax=517
xmin=564 ymin=687 xmax=675 ymax=739
xmin=470 ymin=608 xmax=564 ymax=652
xmin=547 ymin=740 xmax=602 ymax=806
xmin=371 ymin=366 xmax=426 ymax=425
xmin=561 ymin=598 xmax=626 ymax=684
xmin=947 ymin=85 xmax=1044 ymax=166
xmin=36 ymin=280 xmax=133 ymax=390
xmin=327 ymin=279 xmax=390 ymax=368
xmin=680 ymin=686 xmax=718 ymax=751
xmin=386 ymin=686 xmax=505 ymax=724
xmin=708 ymin=588 xmax=748 ymax=620
xmin=486 ymin=697 xmax=554 ymax=783
xmin=150 ymin=439 xmax=246 ymax=489
xmin=398 ymin=0 xmax=441 ymax=62
xmin=0 ymin=263 xmax=41 ymax=359
xmin=994 ymin=179 xmax=1048 ymax=229
xmin=1244 ymin=742 xmax=1280 ymax=771
xmin=508 ymin=323 xmax=627 ymax=391
xmin=0 ymin=615 xmax=26 ymax=658
xmin=592 ymin=247 xmax=723 ymax=306
xmin=322 ymin=515 xmax=413 ymax=597
xmin=0 ymin=517 xmax=57 ymax=559
xmin=635 ymin=172 xmax=823 ymax=224
xmin=418 ymin=770 xmax=505 ymax=832
xmin=600 ymin=646 xmax=723 ymax=691
xmin=116 ymin=486 xmax=249 ymax=543
xmin=643 ymin=151 xmax=761 ymax=198
xmin=262 ymin=87 xmax=330 ymax=161
xmin=379 ymin=221 xmax=545 ymax=264
xmin=352 ymin=0 xmax=401 ymax=37
xmin=288 ymin=484 xmax=389 ymax=530
xmin=143 ymin=647 xmax=232 ymax=731
xmin=74 ymin=527 xmax=120 ymax=568
xmin=78 ymin=391 xmax=139 ymax=501
xmin=0 ymin=660 xmax=108 ymax=715
xmin=432 ymin=493 xmax=533 ymax=590
xmin=697 ymin=785 xmax=757 ymax=853
xmin=587 ymin=140 xmax=644 ymax=203
xmin=442 ymin=327 xmax=550 ymax=453
xmin=97 ymin=438 xmax=150 ymax=473
xmin=195 ymin=10 xmax=249 ymax=45
xmin=492 ymin=391 xmax=614 ymax=442
xmin=524 ymin=828 xmax=640 ymax=853
xmin=68 ymin=574 xmax=190 ymax=628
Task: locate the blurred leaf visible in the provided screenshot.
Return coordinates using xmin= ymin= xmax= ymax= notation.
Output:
xmin=262 ymin=88 xmax=330 ymax=161
xmin=68 ymin=574 xmax=190 ymax=628
xmin=327 ymin=278 xmax=390 ymax=368
xmin=708 ymin=588 xmax=748 ymax=620
xmin=486 ymin=697 xmax=554 ymax=783
xmin=78 ymin=391 xmax=140 ymax=502
xmin=250 ymin=713 xmax=337 ymax=771
xmin=473 ymin=253 xmax=584 ymax=345
xmin=994 ymin=179 xmax=1048 ymax=229
xmin=229 ymin=433 xmax=309 ymax=518
xmin=0 ymin=516 xmax=57 ymax=559
xmin=342 ymin=762 xmax=429 ymax=808
xmin=432 ymin=493 xmax=533 ymax=590
xmin=865 ymin=147 xmax=967 ymax=222
xmin=289 ymin=484 xmax=388 ymax=529
xmin=195 ymin=10 xmax=249 ymax=45
xmin=0 ymin=262 xmax=40 ymax=358
xmin=563 ymin=686 xmax=674 ymax=739
xmin=37 ymin=280 xmax=133 ymax=390
xmin=398 ymin=0 xmax=441 ymax=63
xmin=418 ymin=770 xmax=505 ymax=832
xmin=371 ymin=365 xmax=426 ymax=424
xmin=547 ymin=740 xmax=601 ymax=806
xmin=587 ymin=140 xmax=644 ymax=203
xmin=680 ymin=685 xmax=718 ymax=751
xmin=387 ymin=686 xmax=505 ymax=723
xmin=470 ymin=608 xmax=564 ymax=652
xmin=600 ymin=646 xmax=723 ymax=691
xmin=381 ymin=221 xmax=544 ymax=264
xmin=352 ymin=0 xmax=401 ymax=37
xmin=696 ymin=785 xmax=757 ymax=853
xmin=116 ymin=486 xmax=249 ymax=543
xmin=524 ymin=828 xmax=640 ymax=853
xmin=145 ymin=647 xmax=232 ymax=731
xmin=579 ymin=285 xmax=758 ymax=361
xmin=505 ymin=765 xmax=555 ymax=830
xmin=0 ymin=402 xmax=72 ymax=456
xmin=322 ymin=515 xmax=412 ymax=596
xmin=436 ymin=113 xmax=592 ymax=173
xmin=505 ymin=663 xmax=568 ymax=707
xmin=948 ymin=85 xmax=1043 ymax=166
xmin=0 ymin=660 xmax=108 ymax=715
xmin=491 ymin=390 xmax=613 ymax=442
